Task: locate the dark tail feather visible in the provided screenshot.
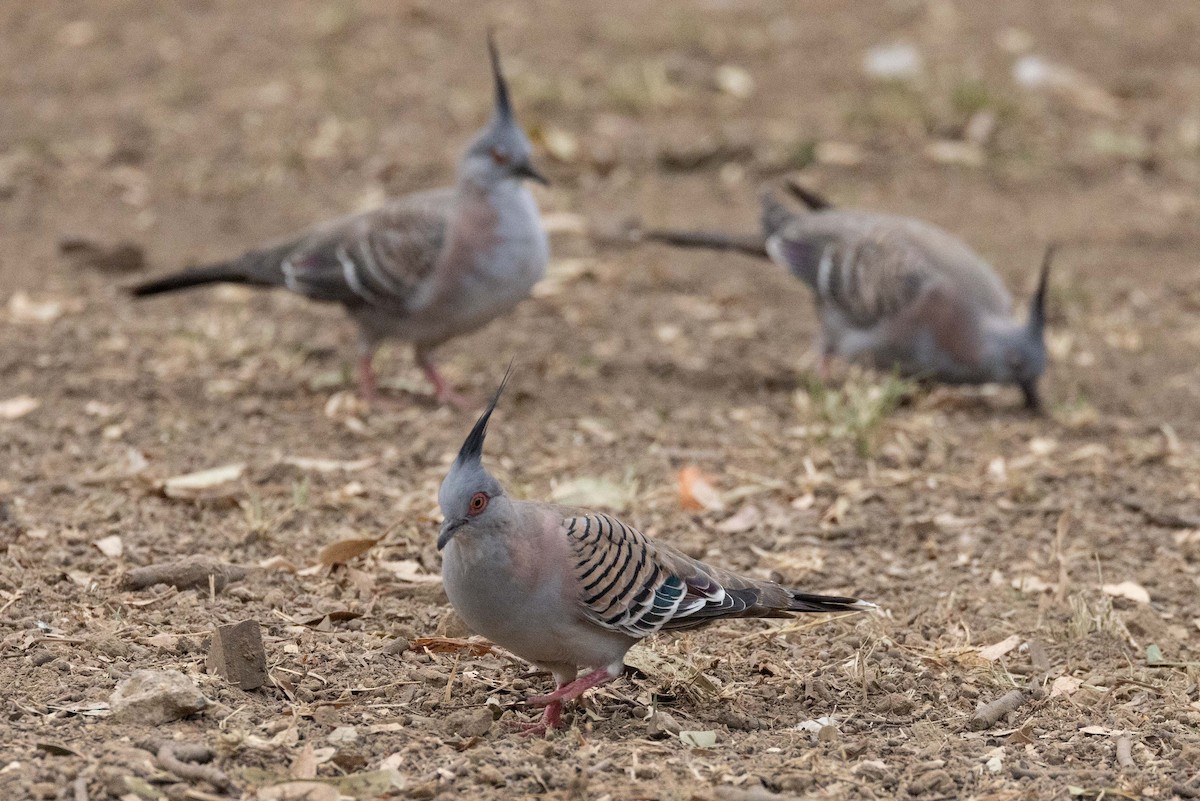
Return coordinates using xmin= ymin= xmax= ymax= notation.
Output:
xmin=787 ymin=590 xmax=877 ymax=614
xmin=130 ymin=252 xmax=284 ymax=297
xmin=641 ymin=228 xmax=768 ymax=259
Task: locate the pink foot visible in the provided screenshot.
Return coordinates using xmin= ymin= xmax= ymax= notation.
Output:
xmin=356 ymin=354 xmax=379 ymax=403
xmin=418 ymin=355 xmax=474 ymax=410
xmin=506 ymin=701 xmax=564 ymax=737
xmin=526 ymin=667 xmax=616 ymax=707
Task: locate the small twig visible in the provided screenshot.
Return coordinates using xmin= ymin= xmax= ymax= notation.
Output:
xmin=641 ymin=228 xmax=768 ymax=258
xmin=156 ymin=742 xmax=235 ymax=794
xmin=1117 ymin=497 xmax=1200 ymax=529
xmin=968 ymin=686 xmax=1043 ymax=731
xmin=1116 ymin=735 xmax=1134 ymax=769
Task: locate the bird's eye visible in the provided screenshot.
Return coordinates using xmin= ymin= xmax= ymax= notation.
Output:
xmin=468 ymin=492 xmax=489 ymax=516
xmin=489 ymin=146 xmax=509 ymax=165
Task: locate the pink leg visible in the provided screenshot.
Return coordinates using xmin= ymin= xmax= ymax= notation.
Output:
xmin=817 ymin=352 xmax=834 ymax=382
xmin=416 ymin=349 xmax=473 ymax=409
xmin=526 ymin=667 xmax=617 ymax=708
xmin=356 ymin=353 xmax=379 ymax=403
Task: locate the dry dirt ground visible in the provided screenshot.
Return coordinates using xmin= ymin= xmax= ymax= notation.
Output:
xmin=3 ymin=1 xmax=1200 ymax=799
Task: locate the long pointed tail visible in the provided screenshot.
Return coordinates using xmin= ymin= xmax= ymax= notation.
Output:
xmin=130 ymin=264 xmax=257 ymax=297
xmin=640 ymin=228 xmax=768 ymax=258
xmin=787 ymin=590 xmax=877 ymax=614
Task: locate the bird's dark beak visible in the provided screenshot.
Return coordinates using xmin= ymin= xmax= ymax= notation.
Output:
xmin=437 ymin=519 xmax=466 ymax=551
xmin=1021 ymin=380 xmax=1042 ymax=414
xmin=514 ymin=160 xmax=550 ymax=186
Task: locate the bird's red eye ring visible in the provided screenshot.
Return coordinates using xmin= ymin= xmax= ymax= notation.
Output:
xmin=468 ymin=492 xmax=489 ymax=516
xmin=489 ymin=146 xmax=509 ymax=165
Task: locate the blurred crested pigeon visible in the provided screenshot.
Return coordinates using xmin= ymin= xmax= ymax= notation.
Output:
xmin=132 ymin=34 xmax=549 ymax=407
xmin=437 ymin=374 xmax=875 ymax=735
xmin=643 ymin=182 xmax=1054 ymax=410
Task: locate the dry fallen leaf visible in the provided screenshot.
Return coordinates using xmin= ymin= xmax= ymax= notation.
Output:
xmin=1011 ymin=575 xmax=1055 ymax=594
xmin=679 ymin=730 xmax=717 ymax=748
xmin=0 ymin=395 xmax=39 ymax=420
xmin=624 ymin=645 xmax=719 ymax=697
xmin=378 ymin=560 xmax=442 ymax=583
xmin=1102 ymin=581 xmax=1150 ymax=604
xmin=162 ymin=463 xmax=245 ymax=500
xmin=7 ymin=291 xmax=79 ymax=324
xmin=978 ymin=634 xmax=1023 ymax=661
xmin=259 ymin=556 xmax=299 ymax=573
xmin=716 ymin=506 xmax=761 ymax=533
xmin=1050 ymin=675 xmax=1083 ymax=698
xmin=678 ymin=466 xmax=724 ymax=512
xmin=290 ymin=742 xmax=317 ymax=780
xmin=551 ymin=475 xmax=635 ymax=511
xmin=93 ymin=535 xmax=123 ymax=558
xmin=281 ymin=456 xmax=375 ymax=473
xmin=317 ymin=537 xmax=379 ymax=566
xmin=410 ymin=637 xmax=496 ymax=656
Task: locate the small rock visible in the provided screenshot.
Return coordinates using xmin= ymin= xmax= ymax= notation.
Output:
xmin=716 ymin=708 xmax=763 ymax=731
xmin=863 ymin=42 xmax=923 ymax=81
xmin=647 ymin=710 xmax=682 ymax=737
xmin=110 ymin=669 xmax=207 ymax=724
xmin=442 ymin=708 xmax=492 ymax=739
xmin=327 ymin=725 xmax=359 ymax=744
xmin=925 ymin=140 xmax=984 ymax=167
xmin=475 ymin=764 xmax=506 ymax=786
xmin=715 ymin=64 xmax=755 ymax=98
xmin=876 ymin=692 xmax=915 ymax=716
xmin=381 ymin=636 xmax=410 ymax=656
xmin=29 ymin=649 xmax=56 ymax=667
xmin=907 ymin=769 xmax=955 ymax=796
xmin=814 ymin=141 xmax=864 ymax=167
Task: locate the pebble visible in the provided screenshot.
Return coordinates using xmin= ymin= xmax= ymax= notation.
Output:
xmin=109 ymin=669 xmax=207 ymax=724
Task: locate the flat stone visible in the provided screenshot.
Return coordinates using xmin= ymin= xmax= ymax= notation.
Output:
xmin=110 ymin=669 xmax=207 ymax=725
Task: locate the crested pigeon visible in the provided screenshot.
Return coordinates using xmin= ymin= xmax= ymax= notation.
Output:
xmin=437 ymin=375 xmax=875 ymax=735
xmin=643 ymin=182 xmax=1054 ymax=411
xmin=131 ymin=35 xmax=549 ymax=407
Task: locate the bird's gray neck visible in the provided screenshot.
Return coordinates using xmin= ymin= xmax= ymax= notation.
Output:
xmin=451 ymin=177 xmax=548 ymax=278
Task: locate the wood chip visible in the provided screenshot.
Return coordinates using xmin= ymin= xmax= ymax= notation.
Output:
xmin=206 ymin=620 xmax=268 ymax=691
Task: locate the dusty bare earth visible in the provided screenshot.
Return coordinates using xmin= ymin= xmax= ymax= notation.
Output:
xmin=3 ymin=1 xmax=1200 ymax=799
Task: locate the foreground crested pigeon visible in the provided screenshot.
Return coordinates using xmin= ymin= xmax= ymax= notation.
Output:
xmin=643 ymin=183 xmax=1054 ymax=410
xmin=131 ymin=35 xmax=549 ymax=407
xmin=437 ymin=375 xmax=875 ymax=735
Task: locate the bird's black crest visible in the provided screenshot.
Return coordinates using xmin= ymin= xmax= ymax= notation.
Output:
xmin=784 ymin=179 xmax=835 ymax=211
xmin=486 ymin=30 xmax=513 ymax=121
xmin=455 ymin=361 xmax=514 ymax=467
xmin=1028 ymin=242 xmax=1056 ymax=337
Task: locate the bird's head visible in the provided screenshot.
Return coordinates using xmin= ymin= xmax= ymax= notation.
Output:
xmin=437 ymin=368 xmax=513 ymax=551
xmin=459 ymin=33 xmax=548 ymax=189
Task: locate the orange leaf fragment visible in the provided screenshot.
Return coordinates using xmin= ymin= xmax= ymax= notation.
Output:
xmin=317 ymin=537 xmax=379 ymax=566
xmin=677 ymin=465 xmax=724 ymax=512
